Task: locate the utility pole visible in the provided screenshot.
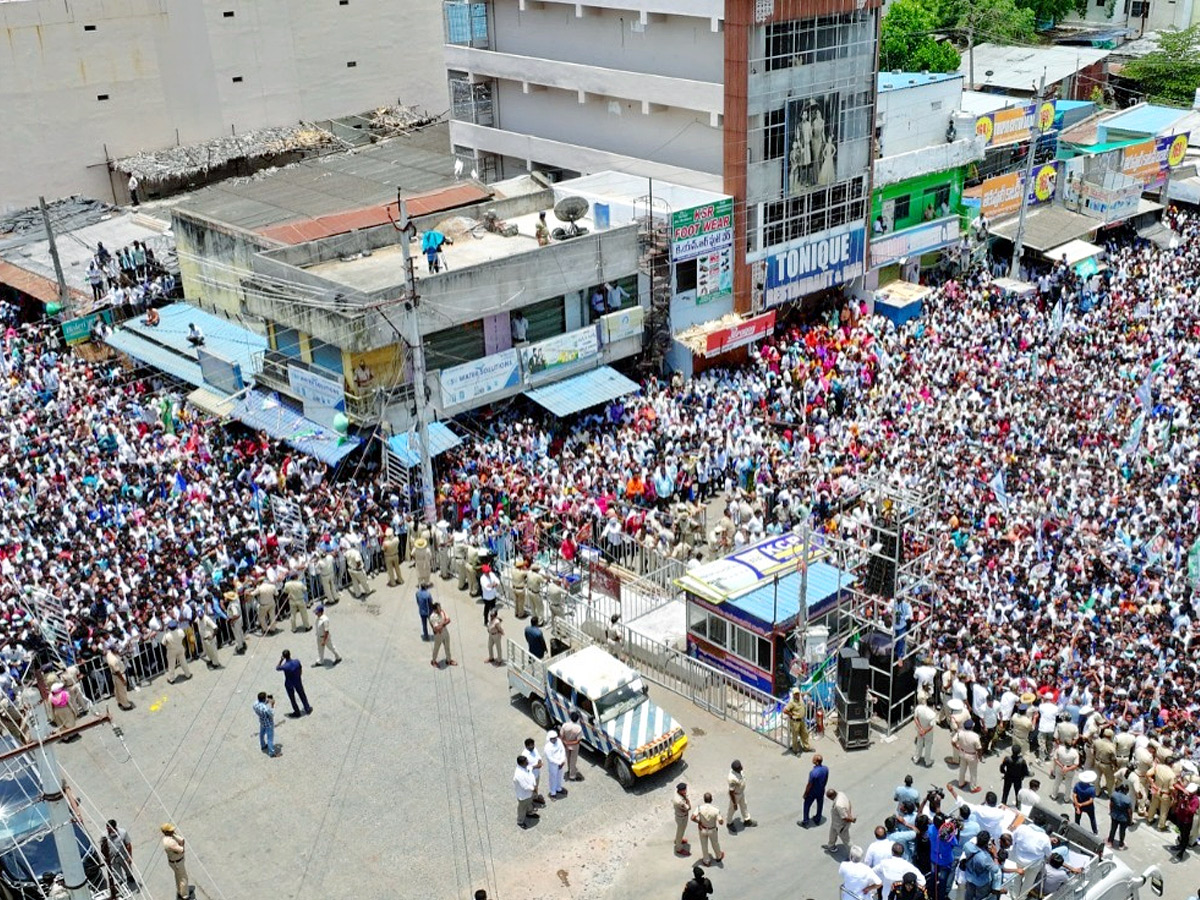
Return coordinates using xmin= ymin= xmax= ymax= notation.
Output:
xmin=967 ymin=16 xmax=975 ymax=90
xmin=1009 ymin=70 xmax=1048 ymax=279
xmin=38 ymin=196 xmax=71 ymax=315
xmin=396 ymin=191 xmax=438 ymax=525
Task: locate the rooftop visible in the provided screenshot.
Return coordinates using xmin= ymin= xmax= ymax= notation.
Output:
xmin=1100 ymin=103 xmax=1196 ymax=137
xmin=878 ymin=71 xmax=964 ymax=92
xmin=957 ymin=43 xmax=1110 ymax=92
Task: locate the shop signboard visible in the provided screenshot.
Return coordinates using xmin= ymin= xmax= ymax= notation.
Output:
xmin=974 ymin=101 xmax=1056 ymax=147
xmin=288 ymin=363 xmax=346 ymax=429
xmin=1121 ymin=133 xmax=1189 ymax=189
xmin=703 ymin=309 xmax=776 ymax=357
xmin=438 ymin=348 xmax=521 ymax=408
xmin=763 ymin=225 xmax=866 ymax=307
xmin=601 ymin=305 xmax=644 ymax=344
xmin=869 ymin=215 xmax=960 ymax=268
xmin=519 ymin=326 xmax=600 ymax=382
xmin=977 ymin=164 xmax=1057 ymax=219
xmin=670 ymin=198 xmax=734 ymax=261
xmin=60 ymin=310 xmax=113 ymax=345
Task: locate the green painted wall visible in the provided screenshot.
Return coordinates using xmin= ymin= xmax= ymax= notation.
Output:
xmin=871 ymin=168 xmax=965 ymax=232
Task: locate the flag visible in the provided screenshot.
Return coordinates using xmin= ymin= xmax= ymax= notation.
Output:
xmin=1135 ymin=372 xmax=1153 ymax=410
xmin=159 ymin=397 xmax=175 ymax=436
xmin=1150 ymin=354 xmax=1168 ymax=373
xmin=990 ymin=468 xmax=1009 ymax=513
xmin=1051 ymin=298 xmax=1064 ymax=341
xmin=1188 ymin=537 xmax=1200 ymax=588
xmin=1121 ymin=412 xmax=1145 ymax=457
xmin=172 ymin=471 xmax=187 ymax=496
xmin=1103 ymin=397 xmax=1119 ymax=422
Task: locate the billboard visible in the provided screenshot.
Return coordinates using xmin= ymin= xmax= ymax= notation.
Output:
xmin=868 ymin=216 xmax=961 ymax=269
xmin=438 ymin=348 xmax=521 ymax=408
xmin=60 ymin=310 xmax=113 ymax=345
xmin=703 ymin=309 xmax=776 ymax=357
xmin=287 ymin=363 xmax=345 ymax=430
xmin=519 ymin=326 xmax=600 ymax=383
xmin=785 ymin=93 xmax=842 ymax=194
xmin=763 ymin=225 xmax=866 ymax=307
xmin=671 ymin=199 xmax=734 ymax=261
xmin=1121 ymin=133 xmax=1189 ymax=189
xmin=975 ymin=101 xmax=1056 ymax=147
xmin=977 ymin=164 xmax=1058 ymax=219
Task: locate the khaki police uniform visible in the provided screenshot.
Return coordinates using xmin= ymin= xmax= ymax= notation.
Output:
xmin=163 ymin=626 xmax=190 ymax=682
xmin=383 ymin=533 xmax=403 ymax=586
xmin=1050 ymin=744 xmax=1080 ymax=801
xmin=525 ymin=566 xmax=546 ymax=623
xmin=673 ymin=789 xmax=692 ymax=854
xmin=1092 ymin=734 xmax=1117 ymax=796
xmin=466 ymin=545 xmax=482 ymax=596
xmin=414 ymin=539 xmax=433 ymax=585
xmin=161 ymin=828 xmax=188 ymax=899
xmin=429 ymin=608 xmax=453 ymax=665
xmin=727 ymin=766 xmax=752 ymax=827
xmin=693 ymin=801 xmax=724 ymax=864
xmin=511 ymin=563 xmax=528 ymax=618
xmin=257 ymin=581 xmax=278 ymax=633
xmin=913 ymin=702 xmax=936 ymax=766
xmin=783 ymin=691 xmax=813 ymax=754
xmin=1146 ymin=762 xmax=1176 ymax=830
xmin=317 ymin=553 xmax=340 ymax=604
xmin=346 ymin=547 xmax=372 ymax=598
xmin=106 ymin=649 xmax=132 ymax=709
xmin=285 ymin=578 xmax=310 ymax=631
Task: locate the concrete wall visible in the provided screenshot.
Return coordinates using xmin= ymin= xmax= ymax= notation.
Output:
xmin=0 ymin=0 xmax=447 ymax=211
xmin=173 ymin=209 xmax=280 ymax=319
xmin=877 ymin=78 xmax=964 ymax=157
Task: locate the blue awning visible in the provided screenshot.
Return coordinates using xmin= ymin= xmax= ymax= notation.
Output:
xmin=524 ymin=365 xmax=639 ymax=417
xmin=387 ymin=422 xmax=463 ymax=468
xmin=231 ymin=389 xmax=361 ymax=466
xmin=104 ymin=302 xmax=266 ymax=390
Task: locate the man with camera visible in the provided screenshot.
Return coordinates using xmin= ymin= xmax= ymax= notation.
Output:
xmin=253 ymin=691 xmax=281 ymax=758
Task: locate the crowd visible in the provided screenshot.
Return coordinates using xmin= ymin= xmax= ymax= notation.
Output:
xmin=83 ymin=240 xmax=179 ymax=321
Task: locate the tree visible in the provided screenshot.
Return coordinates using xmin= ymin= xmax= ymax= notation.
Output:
xmin=1121 ymin=25 xmax=1200 ymax=106
xmin=938 ymin=0 xmax=1038 ymax=45
xmin=1014 ymin=0 xmax=1077 ymax=27
xmin=881 ymin=0 xmax=962 ymax=73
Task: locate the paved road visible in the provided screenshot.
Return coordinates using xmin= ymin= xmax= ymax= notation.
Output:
xmin=57 ymin=566 xmax=1194 ymax=900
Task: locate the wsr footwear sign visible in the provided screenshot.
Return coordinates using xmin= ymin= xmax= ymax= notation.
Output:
xmin=764 ymin=225 xmax=866 ymax=307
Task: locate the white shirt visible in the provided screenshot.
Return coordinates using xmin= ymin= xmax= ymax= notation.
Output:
xmin=874 ymin=856 xmax=925 ymax=888
xmin=544 ymin=736 xmax=566 ymax=767
xmin=839 ymin=861 xmax=882 ymax=900
xmin=864 ymin=838 xmax=895 ymax=869
xmin=1016 ymin=786 xmax=1040 ymax=815
xmin=481 ymin=572 xmax=500 ymax=600
xmin=513 ymin=765 xmax=536 ymax=800
xmin=1009 ymin=824 xmax=1052 ymax=866
xmin=1037 ymin=701 xmax=1059 ymax=733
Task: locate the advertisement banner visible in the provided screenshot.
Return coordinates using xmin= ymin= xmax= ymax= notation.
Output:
xmin=287 ymin=363 xmax=345 ymax=429
xmin=520 ymin=327 xmax=600 ymax=382
xmin=977 ymin=164 xmax=1057 ymax=219
xmin=703 ymin=309 xmax=776 ymax=356
xmin=438 ymin=348 xmax=521 ymax=408
xmin=869 ymin=216 xmax=960 ymax=269
xmin=785 ymin=94 xmax=842 ymax=194
xmin=1121 ymin=133 xmax=1189 ymax=189
xmin=601 ymin=305 xmax=645 ymax=344
xmin=695 ymin=247 xmax=734 ymax=303
xmin=975 ymin=101 xmax=1056 ymax=147
xmin=671 ymin=198 xmax=734 ymax=261
xmin=763 ymin=225 xmax=866 ymax=307
xmin=60 ymin=310 xmax=113 ymax=345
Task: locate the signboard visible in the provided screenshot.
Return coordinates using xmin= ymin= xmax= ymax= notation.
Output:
xmin=703 ymin=309 xmax=776 ymax=356
xmin=589 ymin=559 xmax=622 ymax=602
xmin=601 ymin=305 xmax=645 ymax=344
xmin=977 ymin=164 xmax=1057 ymax=219
xmin=1121 ymin=133 xmax=1189 ymax=189
xmin=60 ymin=310 xmax=112 ymax=345
xmin=975 ymin=101 xmax=1056 ymax=147
xmin=763 ymin=225 xmax=866 ymax=307
xmin=678 ymin=530 xmax=820 ymax=604
xmin=196 ymin=348 xmax=245 ymax=395
xmin=519 ymin=326 xmax=600 ymax=382
xmin=287 ymin=363 xmax=345 ymax=430
xmin=671 ymin=198 xmax=734 ymax=261
xmin=438 ymin=347 xmax=521 ymax=407
xmin=869 ymin=216 xmax=960 ymax=269
xmin=695 ymin=247 xmax=733 ymax=303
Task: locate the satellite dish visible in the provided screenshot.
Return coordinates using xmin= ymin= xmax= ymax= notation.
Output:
xmin=552 ymin=196 xmax=590 ymax=240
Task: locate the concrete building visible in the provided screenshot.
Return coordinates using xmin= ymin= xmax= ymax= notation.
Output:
xmin=443 ymin=0 xmax=882 ymax=321
xmin=0 ymin=0 xmax=446 ymax=211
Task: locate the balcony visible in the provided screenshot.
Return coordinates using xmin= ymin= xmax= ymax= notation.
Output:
xmin=258 ymin=350 xmax=412 ymax=425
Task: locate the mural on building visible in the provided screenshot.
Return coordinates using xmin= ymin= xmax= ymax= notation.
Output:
xmin=786 ymin=94 xmax=841 ymax=192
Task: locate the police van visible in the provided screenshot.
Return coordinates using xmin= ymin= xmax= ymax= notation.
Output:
xmin=507 ymin=641 xmax=687 ymax=787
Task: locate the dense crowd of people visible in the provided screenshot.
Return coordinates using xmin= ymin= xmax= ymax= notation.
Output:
xmin=83 ymin=240 xmax=178 ymax=320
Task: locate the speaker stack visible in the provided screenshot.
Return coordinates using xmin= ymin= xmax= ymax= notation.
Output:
xmin=863 ymin=631 xmax=917 ymax=727
xmin=836 ymin=645 xmax=871 ymax=750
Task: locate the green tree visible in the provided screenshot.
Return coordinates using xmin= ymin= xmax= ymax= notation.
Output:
xmin=881 ymin=0 xmax=962 ymax=73
xmin=939 ymin=0 xmax=1038 ymax=45
xmin=1014 ymin=0 xmax=1077 ymax=27
xmin=1121 ymin=25 xmax=1200 ymax=106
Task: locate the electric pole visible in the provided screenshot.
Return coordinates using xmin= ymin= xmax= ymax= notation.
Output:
xmin=396 ymin=192 xmax=438 ymax=525
xmin=38 ymin=196 xmax=71 ymax=316
xmin=1009 ymin=70 xmax=1048 ymax=280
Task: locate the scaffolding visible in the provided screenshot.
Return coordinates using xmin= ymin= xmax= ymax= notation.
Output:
xmin=633 ymin=192 xmax=672 ymax=376
xmin=814 ymin=475 xmax=940 ymax=735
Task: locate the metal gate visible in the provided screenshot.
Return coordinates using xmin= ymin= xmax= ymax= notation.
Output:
xmin=269 ymin=495 xmax=308 ymax=546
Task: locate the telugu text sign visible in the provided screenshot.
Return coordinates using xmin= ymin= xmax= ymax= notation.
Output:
xmin=975 ymin=101 xmax=1055 ymax=147
xmin=671 ymin=198 xmax=734 ymax=262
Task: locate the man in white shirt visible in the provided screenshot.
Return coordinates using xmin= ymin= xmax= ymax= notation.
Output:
xmin=874 ymin=843 xmax=926 ymax=890
xmin=1017 ymin=778 xmax=1042 ymax=814
xmin=864 ymin=827 xmax=894 ymax=869
xmin=1035 ymin=698 xmax=1059 ymax=760
xmin=513 ymin=755 xmax=539 ymax=829
xmin=839 ymin=845 xmax=882 ymax=900
xmin=511 ymin=310 xmax=529 ymax=344
xmin=1009 ymin=821 xmax=1052 ymax=867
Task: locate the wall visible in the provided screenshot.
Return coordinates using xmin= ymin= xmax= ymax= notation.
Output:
xmin=871 ymin=169 xmax=964 ymax=232
xmin=0 ymin=0 xmax=447 ymax=211
xmin=173 ymin=209 xmax=279 ymax=318
xmin=877 ymin=78 xmax=963 ymax=157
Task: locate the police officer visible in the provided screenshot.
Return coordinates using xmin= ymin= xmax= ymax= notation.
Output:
xmin=465 ymin=543 xmax=482 ymax=597
xmin=345 ymin=545 xmax=373 ymax=599
xmin=560 ymin=711 xmax=584 ymax=781
xmin=284 ymin=574 xmax=311 ymax=632
xmin=453 ymin=531 xmax=469 ymax=591
xmin=160 ymin=824 xmax=188 ymax=900
xmin=383 ymin=528 xmax=404 ymax=586
xmin=783 ymin=687 xmax=813 ymax=754
xmin=317 ymin=552 xmax=340 ymax=604
xmin=1092 ymin=728 xmax=1118 ymax=797
xmin=163 ymin=621 xmax=190 ymax=683
xmin=545 ymin=575 xmax=568 ymax=625
xmin=525 ymin=563 xmax=546 ymax=623
xmin=673 ymin=783 xmax=693 ymax=856
xmin=692 ymin=792 xmax=725 ymax=866
xmin=257 ymin=578 xmax=278 ymax=633
xmin=913 ymin=698 xmax=937 ymax=767
xmin=511 ymin=559 xmax=528 ymax=618
xmin=1010 ymin=703 xmax=1034 ymax=757
xmin=413 ymin=537 xmax=433 ymax=586
xmin=727 ymin=759 xmax=755 ymax=831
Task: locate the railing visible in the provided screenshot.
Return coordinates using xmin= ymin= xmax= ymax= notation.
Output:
xmin=259 ymin=349 xmax=410 ymax=421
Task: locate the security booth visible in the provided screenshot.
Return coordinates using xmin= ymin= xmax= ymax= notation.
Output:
xmin=677 ymin=533 xmax=854 ymax=697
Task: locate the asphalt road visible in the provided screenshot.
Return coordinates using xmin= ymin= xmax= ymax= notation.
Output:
xmin=56 ymin=566 xmax=1196 ymax=900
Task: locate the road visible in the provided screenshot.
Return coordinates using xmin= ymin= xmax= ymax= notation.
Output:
xmin=57 ymin=565 xmax=1195 ymax=900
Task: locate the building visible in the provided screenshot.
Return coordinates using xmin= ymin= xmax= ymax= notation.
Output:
xmin=0 ymin=0 xmax=446 ymax=211
xmin=443 ymin=0 xmax=882 ymax=322
xmin=957 ymin=43 xmax=1110 ymax=98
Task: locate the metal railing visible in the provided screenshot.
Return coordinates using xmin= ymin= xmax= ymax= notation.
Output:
xmin=258 ymin=349 xmax=400 ymax=421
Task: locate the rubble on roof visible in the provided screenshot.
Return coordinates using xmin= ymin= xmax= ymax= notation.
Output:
xmin=365 ymin=105 xmax=434 ymax=132
xmin=0 ymin=196 xmax=116 ymax=247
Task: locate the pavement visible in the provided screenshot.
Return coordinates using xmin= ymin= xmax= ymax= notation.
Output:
xmin=57 ymin=565 xmax=1196 ymax=900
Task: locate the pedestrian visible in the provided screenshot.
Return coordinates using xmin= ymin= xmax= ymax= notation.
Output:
xmin=959 ymin=832 xmax=998 ymax=900
xmin=128 ymin=174 xmax=140 ymax=206
xmin=953 ymin=720 xmax=982 ymax=793
xmin=1107 ymin=781 xmax=1132 ymax=850
xmin=415 ymin=582 xmax=434 ymax=640
xmin=681 ymin=864 xmax=713 ymax=900
xmin=673 ymin=782 xmax=692 ymax=856
xmin=413 ymin=536 xmax=432 ymax=586
xmin=560 ymin=710 xmax=584 ymax=782
xmin=1172 ymin=783 xmax=1199 ymax=860
xmin=524 ymin=616 xmax=547 ymax=659
xmin=514 ymin=755 xmax=539 ymax=829
xmin=912 ymin=699 xmax=936 ymax=766
xmin=486 ymin=607 xmax=505 ymax=665
xmin=160 ymin=824 xmax=189 ymax=900
xmin=383 ymin=528 xmax=404 ymax=586
xmin=824 ymin=788 xmax=855 ymax=855
xmin=163 ymin=620 xmax=191 ymax=683
xmin=276 ymin=649 xmax=312 ymax=718
xmin=1017 ymin=779 xmax=1041 ymax=814
xmin=480 ymin=564 xmax=500 ymax=626
xmin=544 ymin=729 xmax=567 ymax=798
xmin=314 ymin=605 xmax=342 ymax=667
xmin=692 ymin=792 xmax=725 ymax=866
xmin=48 ymin=682 xmax=78 ymax=739
xmin=799 ymin=754 xmax=829 ymax=827
xmin=522 ymin=737 xmax=545 ymax=804
xmin=224 ymin=586 xmax=246 ymax=655
xmin=253 ymin=691 xmax=281 ymax=758
xmin=783 ymin=687 xmax=813 ymax=754
xmin=429 ymin=601 xmax=456 ymax=667
xmin=1072 ymin=770 xmax=1099 ymax=834
xmin=101 ymin=819 xmax=136 ymax=891
xmin=105 ymin=643 xmax=134 ymax=711
xmin=1000 ymin=745 xmax=1030 ymax=807
xmin=839 ymin=845 xmax=882 ymax=900
xmin=726 ymin=759 xmax=755 ymax=832
xmin=285 ymin=574 xmax=311 ymax=632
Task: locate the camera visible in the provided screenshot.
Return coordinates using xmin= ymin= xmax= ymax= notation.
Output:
xmin=267 ymin=694 xmax=274 ymax=701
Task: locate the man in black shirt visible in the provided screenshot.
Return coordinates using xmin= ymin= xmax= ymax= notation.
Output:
xmin=682 ymin=865 xmax=713 ymax=900
xmin=1000 ymin=746 xmax=1031 ymax=806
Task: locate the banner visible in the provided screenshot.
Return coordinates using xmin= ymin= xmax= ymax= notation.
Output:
xmin=977 ymin=165 xmax=1057 ymax=219
xmin=520 ymin=327 xmax=600 ymax=382
xmin=1121 ymin=133 xmax=1190 ymax=190
xmin=869 ymin=216 xmax=960 ymax=269
xmin=975 ymin=101 xmax=1056 ymax=147
xmin=695 ymin=247 xmax=733 ymax=303
xmin=764 ymin=225 xmax=866 ymax=308
xmin=671 ymin=198 xmax=734 ymax=262
xmin=601 ymin=306 xmax=645 ymax=344
xmin=704 ymin=309 xmax=776 ymax=356
xmin=288 ymin=363 xmax=345 ymax=430
xmin=438 ymin=348 xmax=521 ymax=407
xmin=60 ymin=310 xmax=113 ymax=345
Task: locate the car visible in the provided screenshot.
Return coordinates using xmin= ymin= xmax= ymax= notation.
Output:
xmin=0 ymin=746 xmax=104 ymax=900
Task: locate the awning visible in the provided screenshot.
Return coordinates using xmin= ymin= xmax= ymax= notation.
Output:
xmin=875 ymin=280 xmax=932 ymax=306
xmin=1136 ymin=220 xmax=1178 ymax=250
xmin=187 ymin=386 xmax=236 ymax=419
xmin=523 ymin=365 xmax=640 ymax=417
xmin=1042 ymin=239 xmax=1102 ymax=266
xmin=674 ymin=310 xmax=777 ymax=358
xmin=989 ymin=206 xmax=1100 ymax=252
xmin=105 ymin=329 xmax=205 ymax=386
xmin=386 ymin=422 xmax=463 ymax=468
xmin=230 ymin=389 xmax=361 ymax=466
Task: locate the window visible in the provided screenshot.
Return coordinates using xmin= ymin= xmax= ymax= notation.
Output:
xmin=424 ymin=321 xmax=485 ymax=371
xmin=444 ymin=0 xmax=490 ymax=48
xmin=346 ymin=61 xmax=357 ymax=68
xmin=223 ymin=10 xmax=235 ymax=17
xmin=448 ymin=72 xmax=495 ymax=127
xmin=339 ymin=0 xmax=349 ymax=5
xmin=924 ymin=184 xmax=951 ymax=214
xmin=522 ymin=295 xmax=566 ymax=343
xmin=762 ymin=108 xmax=786 ymax=162
xmin=272 ymin=325 xmax=303 ymax=359
xmin=892 ymin=194 xmax=911 ymax=223
xmin=731 ymin=626 xmax=772 ymax=670
xmin=311 ymin=341 xmax=344 ymax=376
xmin=96 ymin=94 xmax=109 ymax=101
xmin=763 ymin=13 xmax=868 ymax=71
xmin=83 ymin=25 xmax=96 ymax=31
xmin=1130 ymin=0 xmax=1150 ymax=15
xmin=549 ymin=675 xmax=573 ymax=700
xmin=231 ymin=76 xmax=243 ymax=83
xmin=675 ymin=258 xmax=697 ymax=294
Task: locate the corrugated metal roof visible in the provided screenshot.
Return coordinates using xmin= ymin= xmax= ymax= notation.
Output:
xmin=104 ymin=330 xmax=206 ymax=387
xmin=725 ymin=561 xmax=856 ymax=628
xmin=989 ymin=206 xmax=1100 ymax=252
xmin=187 ymin=386 xmax=237 ymax=418
xmin=386 ymin=422 xmax=463 ymax=468
xmin=0 ymin=261 xmax=87 ymax=305
xmin=1101 ymin=104 xmax=1189 ymax=138
xmin=524 ymin=366 xmax=640 ymax=418
xmin=878 ymin=71 xmax=963 ymax=92
xmin=120 ymin=302 xmax=267 ymax=377
xmin=231 ymin=389 xmax=361 ymax=466
xmin=956 ymin=44 xmax=1110 ymax=91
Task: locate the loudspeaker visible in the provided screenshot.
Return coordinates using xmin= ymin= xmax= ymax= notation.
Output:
xmin=837 ymin=646 xmax=859 ymax=694
xmin=837 ymin=688 xmax=867 ymax=723
xmin=871 ymin=658 xmax=917 ymax=727
xmin=1025 ymin=804 xmax=1107 ymax=857
xmin=847 ymin=657 xmax=870 ymax=703
xmin=838 ymin=716 xmax=871 ymax=750
xmin=863 ymin=522 xmax=902 ymax=598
